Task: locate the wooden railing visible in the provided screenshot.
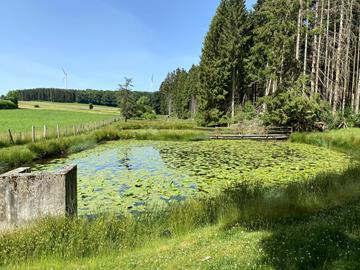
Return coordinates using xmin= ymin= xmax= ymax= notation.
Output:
xmin=210 ymin=126 xmax=293 ymax=141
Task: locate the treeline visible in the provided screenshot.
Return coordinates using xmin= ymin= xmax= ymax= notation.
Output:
xmin=10 ymin=88 xmax=161 ymax=113
xmin=159 ymin=66 xmax=200 ymax=119
xmin=159 ymin=0 xmax=360 ymax=127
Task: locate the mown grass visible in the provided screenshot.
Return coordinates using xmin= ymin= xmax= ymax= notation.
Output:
xmin=0 ymin=109 xmax=117 ymax=134
xmin=19 ymin=101 xmax=119 ymax=115
xmin=0 ymin=128 xmax=208 ymax=174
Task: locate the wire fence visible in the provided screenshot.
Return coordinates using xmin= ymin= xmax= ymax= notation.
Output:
xmin=0 ymin=117 xmax=122 ymax=148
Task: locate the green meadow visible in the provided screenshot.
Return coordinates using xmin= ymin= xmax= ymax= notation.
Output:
xmin=0 ymin=109 xmax=116 ymax=133
xmin=18 ymin=101 xmax=119 ymax=115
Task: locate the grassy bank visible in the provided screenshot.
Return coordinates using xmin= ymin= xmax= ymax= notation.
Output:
xmin=0 ymin=161 xmax=360 ymax=267
xmin=1 ymin=128 xmax=359 ymax=269
xmin=0 ymin=127 xmax=208 ymax=174
xmin=291 ymin=128 xmax=360 ymax=158
xmin=10 ymin=199 xmax=360 ymax=270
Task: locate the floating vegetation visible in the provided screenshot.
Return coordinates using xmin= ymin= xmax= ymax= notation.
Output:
xmin=35 ymin=140 xmax=354 ymax=215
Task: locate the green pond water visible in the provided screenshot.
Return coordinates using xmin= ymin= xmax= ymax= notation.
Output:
xmin=35 ymin=140 xmax=353 ymax=215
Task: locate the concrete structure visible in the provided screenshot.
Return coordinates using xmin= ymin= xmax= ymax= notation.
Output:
xmin=0 ymin=165 xmax=77 ymax=230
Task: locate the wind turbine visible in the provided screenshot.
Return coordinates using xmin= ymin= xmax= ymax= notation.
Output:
xmin=61 ymin=66 xmax=68 ymax=89
xmin=151 ymin=73 xmax=154 ymax=92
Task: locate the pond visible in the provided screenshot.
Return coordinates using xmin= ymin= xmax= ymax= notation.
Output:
xmin=35 ymin=140 xmax=353 ymax=215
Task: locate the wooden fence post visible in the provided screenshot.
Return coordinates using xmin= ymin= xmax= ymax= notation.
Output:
xmin=8 ymin=129 xmax=14 ymax=144
xmin=57 ymin=124 xmax=60 ymax=139
xmin=32 ymin=126 xmax=36 ymax=143
xmin=43 ymin=125 xmax=47 ymax=139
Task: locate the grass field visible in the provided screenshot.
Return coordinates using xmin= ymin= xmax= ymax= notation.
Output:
xmin=19 ymin=101 xmax=119 ymax=115
xmin=0 ymin=101 xmax=119 ymax=134
xmin=0 ymin=109 xmax=117 ymax=133
xmin=0 ymin=102 xmax=120 ymax=147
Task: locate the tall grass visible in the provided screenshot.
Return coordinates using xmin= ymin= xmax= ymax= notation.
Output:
xmin=291 ymin=128 xmax=360 ymax=159
xmin=114 ymin=119 xmax=198 ymax=130
xmin=0 ymin=162 xmax=359 ymax=266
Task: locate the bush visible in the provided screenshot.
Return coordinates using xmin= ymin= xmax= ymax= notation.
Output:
xmin=350 ymin=114 xmax=360 ymax=128
xmin=260 ymin=88 xmax=331 ymax=131
xmin=234 ymin=101 xmax=257 ymax=123
xmin=89 ymin=103 xmax=94 ymax=110
xmin=4 ymin=91 xmax=18 ymax=107
xmin=0 ymin=100 xmax=17 ymax=110
xmin=34 ymin=104 xmax=40 ymax=108
xmin=141 ymin=112 xmax=157 ymax=120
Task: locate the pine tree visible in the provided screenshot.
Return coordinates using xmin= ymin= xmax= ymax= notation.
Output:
xmin=198 ymin=0 xmax=248 ymax=126
xmin=118 ymin=77 xmax=136 ymax=122
xmin=246 ymin=0 xmax=298 ymax=101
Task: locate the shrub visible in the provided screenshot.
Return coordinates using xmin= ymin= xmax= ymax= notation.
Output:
xmin=141 ymin=112 xmax=157 ymax=120
xmin=260 ymin=88 xmax=331 ymax=131
xmin=234 ymin=101 xmax=257 ymax=123
xmin=89 ymin=103 xmax=94 ymax=110
xmin=350 ymin=114 xmax=360 ymax=128
xmin=4 ymin=91 xmax=18 ymax=107
xmin=34 ymin=104 xmax=40 ymax=108
xmin=0 ymin=100 xmax=17 ymax=110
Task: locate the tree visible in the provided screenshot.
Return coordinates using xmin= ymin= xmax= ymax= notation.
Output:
xmin=5 ymin=91 xmax=19 ymax=108
xmin=198 ymin=0 xmax=248 ymax=126
xmin=118 ymin=78 xmax=136 ymax=122
xmin=220 ymin=0 xmax=248 ymax=119
xmin=184 ymin=65 xmax=201 ymax=119
xmin=135 ymin=96 xmax=154 ymax=117
xmin=159 ymin=68 xmax=189 ymax=118
xmin=261 ymin=83 xmax=331 ymax=131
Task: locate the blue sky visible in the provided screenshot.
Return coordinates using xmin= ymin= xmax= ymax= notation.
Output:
xmin=0 ymin=0 xmax=256 ymax=95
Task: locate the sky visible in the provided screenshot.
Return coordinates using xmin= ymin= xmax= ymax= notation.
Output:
xmin=0 ymin=0 xmax=257 ymax=95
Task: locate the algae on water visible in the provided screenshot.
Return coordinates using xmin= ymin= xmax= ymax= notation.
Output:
xmin=35 ymin=140 xmax=354 ymax=215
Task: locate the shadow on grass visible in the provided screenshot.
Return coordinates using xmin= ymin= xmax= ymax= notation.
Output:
xmin=259 ymin=201 xmax=360 ymax=270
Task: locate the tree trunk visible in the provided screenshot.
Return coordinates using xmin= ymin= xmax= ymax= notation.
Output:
xmin=296 ymin=0 xmax=303 ymax=61
xmin=333 ymin=0 xmax=345 ymax=113
xmin=342 ymin=0 xmax=353 ymax=113
xmin=324 ymin=0 xmax=331 ymax=99
xmin=315 ymin=0 xmax=324 ymax=95
xmin=355 ymin=25 xmax=360 ymax=113
xmin=231 ymin=67 xmax=235 ymax=119
xmin=310 ymin=0 xmax=319 ymax=95
xmin=303 ymin=1 xmax=309 ymax=92
xmin=168 ymin=96 xmax=172 ymax=116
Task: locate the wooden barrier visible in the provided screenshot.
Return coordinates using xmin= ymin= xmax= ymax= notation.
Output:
xmin=210 ymin=126 xmax=293 ymax=141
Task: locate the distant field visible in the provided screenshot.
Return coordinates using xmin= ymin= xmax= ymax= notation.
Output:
xmin=0 ymin=102 xmax=119 ymax=134
xmin=19 ymin=101 xmax=119 ymax=115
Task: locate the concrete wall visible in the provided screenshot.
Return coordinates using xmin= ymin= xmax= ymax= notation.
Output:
xmin=0 ymin=165 xmax=77 ymax=230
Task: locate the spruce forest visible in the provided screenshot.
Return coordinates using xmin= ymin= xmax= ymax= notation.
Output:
xmin=160 ymin=0 xmax=360 ymax=129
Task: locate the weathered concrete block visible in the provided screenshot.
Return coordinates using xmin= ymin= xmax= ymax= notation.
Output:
xmin=0 ymin=165 xmax=77 ymax=230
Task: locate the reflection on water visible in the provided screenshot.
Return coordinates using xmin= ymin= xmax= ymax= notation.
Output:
xmin=35 ymin=141 xmax=196 ymax=215
xmin=35 ymin=139 xmax=351 ymax=215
